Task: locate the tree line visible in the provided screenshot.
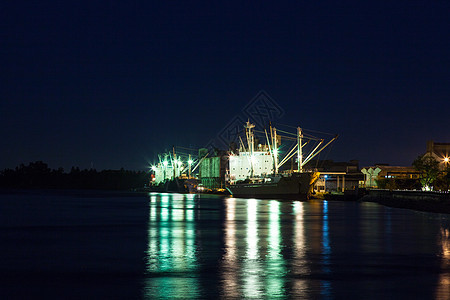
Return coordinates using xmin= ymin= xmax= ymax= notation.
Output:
xmin=376 ymin=155 xmax=450 ymax=191
xmin=0 ymin=161 xmax=149 ymax=190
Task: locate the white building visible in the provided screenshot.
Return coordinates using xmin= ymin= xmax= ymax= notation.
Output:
xmin=229 ymin=151 xmax=274 ymax=182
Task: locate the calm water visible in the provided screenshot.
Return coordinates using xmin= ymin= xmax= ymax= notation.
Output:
xmin=1 ymin=190 xmax=450 ymax=299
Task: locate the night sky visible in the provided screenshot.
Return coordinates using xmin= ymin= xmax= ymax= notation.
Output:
xmin=1 ymin=1 xmax=449 ymax=171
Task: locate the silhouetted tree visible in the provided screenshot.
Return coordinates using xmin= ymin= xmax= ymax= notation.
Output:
xmin=0 ymin=161 xmax=149 ymax=190
xmin=413 ymin=155 xmax=440 ymax=190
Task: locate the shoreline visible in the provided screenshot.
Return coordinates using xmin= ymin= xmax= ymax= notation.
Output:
xmin=315 ymin=189 xmax=450 ymax=214
xmin=3 ymin=187 xmax=450 ymax=214
xmin=360 ymin=189 xmax=450 ymax=214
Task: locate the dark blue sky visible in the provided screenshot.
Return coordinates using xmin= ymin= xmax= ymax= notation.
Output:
xmin=1 ymin=1 xmax=449 ymax=171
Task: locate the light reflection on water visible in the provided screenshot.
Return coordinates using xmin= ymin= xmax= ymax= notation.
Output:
xmin=437 ymin=226 xmax=450 ymax=299
xmin=321 ymin=201 xmax=331 ymax=298
xmin=222 ymin=197 xmax=238 ymax=298
xmin=143 ymin=193 xmax=450 ymax=299
xmin=144 ymin=193 xmax=199 ymax=298
xmin=243 ymin=198 xmax=263 ymax=298
xmin=292 ymin=201 xmax=309 ymax=294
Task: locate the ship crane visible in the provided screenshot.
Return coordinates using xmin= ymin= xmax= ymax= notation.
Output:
xmin=226 ymin=120 xmax=338 ymax=199
xmin=244 ymin=121 xmax=256 ymax=177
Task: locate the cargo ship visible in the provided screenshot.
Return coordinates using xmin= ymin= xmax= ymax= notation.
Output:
xmin=226 ymin=121 xmax=337 ymax=200
xmin=148 ymin=148 xmax=203 ymax=193
xmin=226 ymin=172 xmax=320 ymax=199
xmin=148 ymin=121 xmax=336 ymax=199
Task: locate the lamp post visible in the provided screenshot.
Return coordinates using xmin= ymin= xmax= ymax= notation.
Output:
xmin=445 ymin=157 xmax=449 ymax=191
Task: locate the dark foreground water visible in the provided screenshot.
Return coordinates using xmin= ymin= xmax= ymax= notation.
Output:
xmin=1 ymin=190 xmax=450 ymax=299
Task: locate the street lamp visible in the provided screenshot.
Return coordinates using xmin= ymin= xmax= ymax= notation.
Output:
xmin=444 ymin=157 xmax=450 ymax=191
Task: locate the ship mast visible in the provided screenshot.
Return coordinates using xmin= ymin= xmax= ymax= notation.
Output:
xmin=188 ymin=154 xmax=192 ymax=178
xmin=173 ymin=146 xmax=176 ymax=178
xmin=245 ymin=121 xmax=255 ymax=177
xmin=272 ymin=127 xmax=279 ymax=174
xmin=297 ymin=127 xmax=303 ymax=173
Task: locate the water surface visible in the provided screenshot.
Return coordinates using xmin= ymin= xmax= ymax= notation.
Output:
xmin=1 ymin=190 xmax=449 ymax=299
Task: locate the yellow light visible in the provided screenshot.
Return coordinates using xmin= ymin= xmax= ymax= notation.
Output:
xmin=444 ymin=157 xmax=449 ymax=163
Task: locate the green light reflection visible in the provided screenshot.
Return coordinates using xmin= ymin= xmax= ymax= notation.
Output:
xmin=172 ymin=193 xmax=184 ymax=221
xmin=150 ymin=195 xmax=157 ymax=222
xmin=144 ymin=193 xmax=199 ymax=298
xmin=161 ymin=194 xmax=170 ymax=222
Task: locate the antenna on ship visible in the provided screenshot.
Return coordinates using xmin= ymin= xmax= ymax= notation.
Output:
xmin=298 ymin=127 xmax=303 ymax=173
xmin=173 ymin=146 xmax=176 ymax=179
xmin=272 ymin=126 xmax=279 ymax=174
xmin=244 ymin=120 xmax=256 ymax=177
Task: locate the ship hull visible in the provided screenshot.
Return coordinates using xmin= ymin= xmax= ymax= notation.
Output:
xmin=147 ymin=178 xmax=192 ymax=193
xmin=227 ymin=172 xmax=319 ymax=200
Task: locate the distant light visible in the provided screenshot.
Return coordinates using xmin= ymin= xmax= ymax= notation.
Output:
xmin=273 ymin=149 xmax=278 ymax=156
xmin=445 ymin=157 xmax=449 ymax=163
xmin=423 ymin=185 xmax=432 ymax=191
xmin=188 ymin=159 xmax=193 ymax=165
xmin=324 ymin=175 xmax=328 ymax=179
xmin=151 ymin=166 xmax=157 ymax=171
xmin=163 ymin=160 xmax=168 ymax=166
xmin=178 ymin=160 xmax=182 ymax=167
